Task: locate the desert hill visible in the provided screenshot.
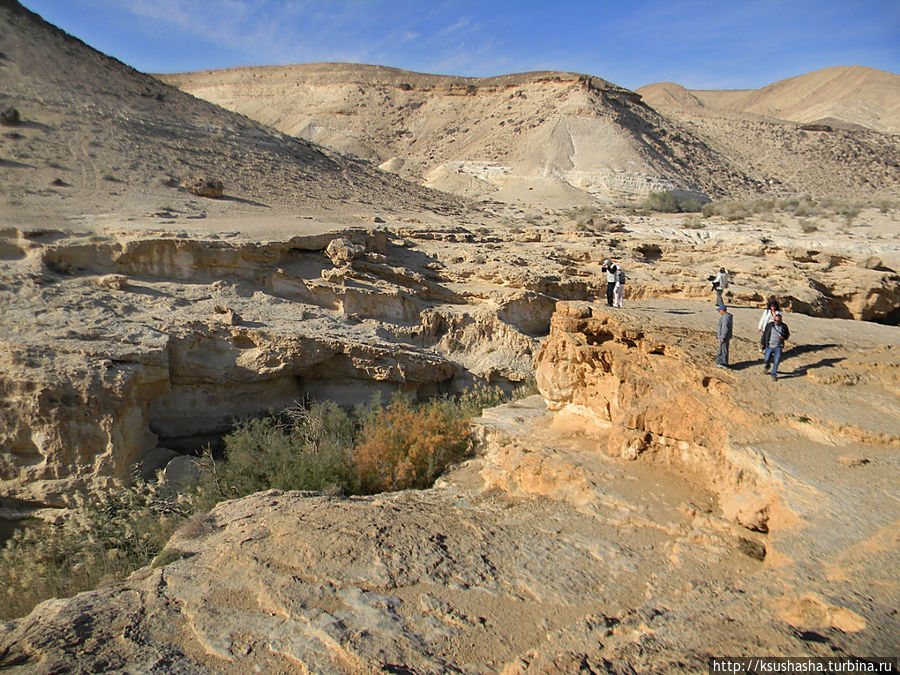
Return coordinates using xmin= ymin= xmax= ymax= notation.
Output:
xmin=637 ymin=67 xmax=900 ymax=199
xmin=164 ymin=63 xmax=900 ymax=204
xmin=649 ymin=66 xmax=900 ymax=134
xmin=161 ymin=63 xmax=762 ymax=205
xmin=0 ymin=1 xmax=464 ymax=231
xmin=632 ymin=81 xmax=707 ymax=111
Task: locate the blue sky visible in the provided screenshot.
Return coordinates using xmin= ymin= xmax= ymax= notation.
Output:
xmin=19 ymin=0 xmax=900 ymax=90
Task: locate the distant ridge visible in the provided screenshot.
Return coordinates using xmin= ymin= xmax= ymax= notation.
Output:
xmin=639 ymin=66 xmax=900 ymax=134
xmin=163 ymin=63 xmax=765 ymax=203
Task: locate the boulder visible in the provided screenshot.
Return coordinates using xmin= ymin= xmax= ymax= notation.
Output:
xmin=179 ymin=176 xmax=224 ymax=198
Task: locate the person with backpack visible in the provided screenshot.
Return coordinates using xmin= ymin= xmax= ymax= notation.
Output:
xmin=761 ymin=311 xmax=790 ymax=380
xmin=757 ymin=297 xmax=780 ymax=353
xmin=613 ymin=267 xmax=626 ymax=307
xmin=601 ymin=259 xmax=618 ymax=307
xmin=710 ymin=267 xmax=729 ymax=306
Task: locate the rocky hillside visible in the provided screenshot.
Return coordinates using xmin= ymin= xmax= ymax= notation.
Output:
xmin=642 ymin=66 xmax=900 ymax=134
xmin=0 ymin=1 xmax=464 ymax=229
xmin=637 ymin=67 xmax=900 ymax=200
xmin=163 ymin=63 xmax=900 ymax=204
xmin=162 ymin=64 xmax=761 ymax=204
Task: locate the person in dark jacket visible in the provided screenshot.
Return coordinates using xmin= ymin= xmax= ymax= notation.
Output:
xmin=761 ymin=311 xmax=790 ymax=380
xmin=601 ymin=259 xmax=618 ymax=307
xmin=757 ymin=297 xmax=780 ymax=352
xmin=716 ymin=304 xmax=733 ymax=369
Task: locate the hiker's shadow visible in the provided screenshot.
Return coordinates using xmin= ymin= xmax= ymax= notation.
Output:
xmin=729 ymin=343 xmax=841 ymax=371
xmin=787 ymin=343 xmax=840 ymax=357
xmin=779 ymin=357 xmax=846 ymax=378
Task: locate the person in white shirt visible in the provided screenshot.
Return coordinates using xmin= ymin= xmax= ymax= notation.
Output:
xmin=757 ymin=297 xmax=780 ymax=352
xmin=712 ymin=267 xmax=729 ymax=306
xmin=601 ymin=259 xmax=618 ymax=307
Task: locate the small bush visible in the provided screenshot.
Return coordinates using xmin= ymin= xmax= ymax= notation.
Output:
xmin=680 ymin=214 xmax=704 ymax=229
xmin=208 ymin=400 xmax=358 ymax=500
xmin=837 ymin=204 xmax=861 ymax=226
xmin=354 ymin=394 xmax=470 ymax=493
xmin=644 ymin=192 xmax=705 ymax=214
xmin=702 ymin=201 xmax=750 ymax=221
xmin=0 ymin=475 xmax=192 ymax=621
xmin=644 ymin=191 xmax=680 ymax=213
xmin=799 ymin=220 xmax=819 ymax=233
xmin=567 ymin=206 xmax=599 ymax=226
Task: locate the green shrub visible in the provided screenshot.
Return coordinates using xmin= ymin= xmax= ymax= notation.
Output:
xmin=195 ymin=385 xmax=512 ymax=501
xmin=0 ymin=476 xmax=192 ymax=621
xmin=643 ymin=192 xmax=705 ymax=213
xmin=210 ymin=400 xmax=358 ymax=499
xmin=1 ymin=385 xmax=514 ymax=621
xmin=644 ymin=191 xmax=680 ymax=213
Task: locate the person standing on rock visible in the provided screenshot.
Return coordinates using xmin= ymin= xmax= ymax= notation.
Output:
xmin=761 ymin=311 xmax=790 ymax=380
xmin=613 ymin=266 xmax=626 ymax=308
xmin=716 ymin=304 xmax=733 ymax=369
xmin=757 ymin=297 xmax=780 ymax=353
xmin=710 ymin=267 xmax=729 ymax=306
xmin=601 ymin=259 xmax=618 ymax=307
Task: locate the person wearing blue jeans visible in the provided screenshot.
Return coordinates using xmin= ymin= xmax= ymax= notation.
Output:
xmin=761 ymin=311 xmax=790 ymax=380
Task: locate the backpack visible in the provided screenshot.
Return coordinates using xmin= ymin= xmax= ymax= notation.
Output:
xmin=616 ymin=269 xmax=626 ymax=284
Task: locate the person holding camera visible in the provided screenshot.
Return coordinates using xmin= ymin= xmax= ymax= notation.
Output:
xmin=708 ymin=267 xmax=729 ymax=306
xmin=601 ymin=259 xmax=618 ymax=307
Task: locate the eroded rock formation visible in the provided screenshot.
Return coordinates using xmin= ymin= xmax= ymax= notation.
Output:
xmin=3 ymin=300 xmax=898 ymax=672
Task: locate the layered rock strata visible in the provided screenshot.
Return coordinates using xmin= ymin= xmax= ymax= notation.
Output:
xmin=3 ymin=210 xmax=899 ymax=504
xmin=162 ymin=65 xmax=745 ymax=203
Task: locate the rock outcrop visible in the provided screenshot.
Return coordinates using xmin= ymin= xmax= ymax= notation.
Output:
xmin=3 ymin=302 xmax=897 ymax=672
xmin=534 ymin=301 xmax=900 ymax=528
xmin=3 ymin=207 xmax=899 ymax=504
